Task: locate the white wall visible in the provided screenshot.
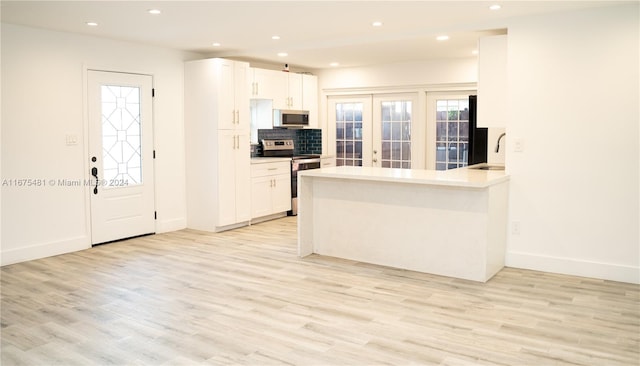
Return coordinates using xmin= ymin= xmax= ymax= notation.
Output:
xmin=505 ymin=4 xmax=639 ymax=283
xmin=1 ymin=23 xmax=198 ymax=264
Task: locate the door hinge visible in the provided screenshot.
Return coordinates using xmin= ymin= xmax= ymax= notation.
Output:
xmin=152 ymin=88 xmax=155 ymax=97
xmin=153 ymin=150 xmax=156 ymax=159
xmin=154 ymin=211 xmax=157 ymax=220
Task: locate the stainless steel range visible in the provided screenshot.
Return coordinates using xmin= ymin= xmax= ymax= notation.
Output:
xmin=261 ymin=139 xmax=321 ymax=215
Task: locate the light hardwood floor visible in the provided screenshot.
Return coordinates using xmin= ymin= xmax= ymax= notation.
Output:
xmin=1 ymin=216 xmax=639 ymax=365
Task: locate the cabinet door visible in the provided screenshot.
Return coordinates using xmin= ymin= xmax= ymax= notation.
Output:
xmin=217 ymin=59 xmax=237 ymax=130
xmin=234 ymin=61 xmax=250 ymax=131
xmin=287 ymin=73 xmax=303 ymax=110
xmin=234 ymin=131 xmax=252 ymax=222
xmin=251 ymin=176 xmax=273 ymax=218
xmin=271 ymin=174 xmax=292 ymax=213
xmin=302 ymin=74 xmax=318 ymax=127
xmin=217 ymin=131 xmax=237 ymax=226
xmin=251 ymin=68 xmax=286 ymax=100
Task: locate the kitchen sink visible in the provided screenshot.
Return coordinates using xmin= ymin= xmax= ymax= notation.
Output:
xmin=469 ymin=164 xmax=505 ymax=171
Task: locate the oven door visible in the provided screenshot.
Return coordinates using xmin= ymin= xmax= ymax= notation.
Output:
xmin=290 ymin=158 xmax=321 ymax=215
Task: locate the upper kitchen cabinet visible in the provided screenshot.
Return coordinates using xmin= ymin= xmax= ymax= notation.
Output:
xmin=186 ymin=58 xmax=249 ymax=131
xmin=218 ymin=59 xmax=250 ymax=130
xmin=302 ymin=74 xmax=318 ymax=127
xmin=477 ymin=34 xmax=507 ymax=128
xmin=274 ymin=72 xmax=303 ymax=110
xmin=249 ymin=67 xmax=287 ymax=102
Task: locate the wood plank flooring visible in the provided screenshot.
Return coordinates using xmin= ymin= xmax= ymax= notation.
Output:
xmin=1 ymin=216 xmax=639 ymax=365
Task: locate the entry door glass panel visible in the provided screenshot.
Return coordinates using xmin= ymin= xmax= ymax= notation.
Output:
xmin=101 ymin=85 xmax=142 ymax=186
xmin=335 ymin=102 xmax=364 ymax=166
xmin=380 ymin=100 xmax=412 ymax=168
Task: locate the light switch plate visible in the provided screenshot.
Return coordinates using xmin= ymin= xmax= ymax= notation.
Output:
xmin=65 ymin=134 xmax=78 ymax=146
xmin=514 ymin=138 xmax=524 ymax=152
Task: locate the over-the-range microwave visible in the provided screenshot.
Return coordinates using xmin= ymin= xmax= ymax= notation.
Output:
xmin=273 ymin=109 xmax=309 ymax=128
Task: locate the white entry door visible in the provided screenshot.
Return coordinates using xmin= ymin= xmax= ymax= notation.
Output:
xmin=328 ymin=95 xmax=372 ymax=166
xmin=88 ymin=71 xmax=155 ymax=245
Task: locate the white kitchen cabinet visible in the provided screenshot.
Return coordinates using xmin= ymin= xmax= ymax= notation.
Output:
xmin=249 ymin=67 xmax=287 ymax=102
xmin=477 ymin=34 xmax=508 ymax=128
xmin=185 ymin=58 xmax=251 ymax=232
xmin=251 ymin=160 xmax=291 ymax=219
xmin=302 ymin=74 xmax=318 ymax=127
xmin=273 ymin=72 xmax=304 ymax=110
xmin=218 ymin=130 xmax=251 ymax=227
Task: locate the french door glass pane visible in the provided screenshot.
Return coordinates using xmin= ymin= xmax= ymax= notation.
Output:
xmin=380 ymin=100 xmax=411 ymax=169
xmin=101 ymin=85 xmax=142 ymax=186
xmin=435 ymin=98 xmax=469 ymax=170
xmin=335 ymin=103 xmax=363 ymax=166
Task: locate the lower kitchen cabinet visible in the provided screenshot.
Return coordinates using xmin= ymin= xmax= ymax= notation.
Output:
xmin=251 ymin=160 xmax=291 ymax=219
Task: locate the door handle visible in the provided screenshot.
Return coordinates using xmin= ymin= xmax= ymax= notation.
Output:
xmin=91 ymin=166 xmax=99 ymax=194
xmin=372 ymin=158 xmax=378 ymax=163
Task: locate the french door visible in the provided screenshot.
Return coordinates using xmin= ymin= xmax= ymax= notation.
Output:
xmin=426 ymin=91 xmax=475 ymax=170
xmin=329 ymin=93 xmax=419 ymax=168
xmin=87 ymin=71 xmax=155 ymax=245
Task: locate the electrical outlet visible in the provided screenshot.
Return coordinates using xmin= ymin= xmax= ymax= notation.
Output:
xmin=512 ymin=221 xmax=521 ymax=235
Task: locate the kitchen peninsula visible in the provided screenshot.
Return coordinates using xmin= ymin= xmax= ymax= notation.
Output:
xmin=297 ymin=166 xmax=509 ymax=282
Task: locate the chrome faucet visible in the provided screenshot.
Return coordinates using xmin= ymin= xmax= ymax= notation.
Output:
xmin=495 ymin=133 xmax=506 ymax=153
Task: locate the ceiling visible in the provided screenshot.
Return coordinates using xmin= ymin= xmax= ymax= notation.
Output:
xmin=0 ymin=1 xmax=626 ymax=70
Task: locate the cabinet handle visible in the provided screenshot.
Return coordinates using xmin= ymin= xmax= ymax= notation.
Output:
xmin=235 ymin=110 xmax=240 ymax=124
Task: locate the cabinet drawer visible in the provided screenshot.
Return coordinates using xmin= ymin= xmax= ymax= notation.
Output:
xmin=251 ymin=161 xmax=290 ymax=177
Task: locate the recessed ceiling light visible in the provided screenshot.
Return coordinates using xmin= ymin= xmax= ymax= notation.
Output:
xmin=489 ymin=4 xmax=501 ymax=11
xmin=472 ymin=50 xmax=479 ymax=55
xmin=436 ymin=35 xmax=449 ymax=41
xmin=330 ymin=62 xmax=340 ymax=67
xmin=86 ymin=22 xmax=98 ymax=27
xmin=212 ymin=42 xmax=221 ymax=47
xmin=372 ymin=21 xmax=383 ymax=27
xmin=277 ymin=52 xmax=288 ymax=57
xmin=148 ymin=9 xmax=161 ymax=15
xmin=272 ymin=35 xmax=281 ymax=40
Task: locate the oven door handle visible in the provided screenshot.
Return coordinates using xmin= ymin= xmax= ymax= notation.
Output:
xmin=293 ymin=158 xmax=321 ymax=165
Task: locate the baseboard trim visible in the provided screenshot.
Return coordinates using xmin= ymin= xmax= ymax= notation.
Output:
xmin=506 ymin=251 xmax=640 ymax=284
xmin=1 ymin=235 xmax=90 ymax=266
xmin=156 ymin=217 xmax=187 ymax=233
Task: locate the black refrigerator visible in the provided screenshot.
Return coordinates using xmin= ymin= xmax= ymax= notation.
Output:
xmin=468 ymin=95 xmax=488 ymax=165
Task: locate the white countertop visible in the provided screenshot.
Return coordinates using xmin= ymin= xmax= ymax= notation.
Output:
xmin=298 ymin=165 xmax=509 ymax=188
xmin=251 ymin=157 xmax=292 ymax=164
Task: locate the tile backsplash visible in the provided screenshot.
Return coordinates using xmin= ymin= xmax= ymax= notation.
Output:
xmin=256 ymin=128 xmax=322 ymax=156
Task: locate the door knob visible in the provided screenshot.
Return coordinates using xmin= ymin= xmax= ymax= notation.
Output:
xmin=91 ymin=167 xmax=99 ymax=195
xmin=373 ymin=158 xmax=378 ymax=163
xmin=373 ymin=150 xmax=378 ymax=154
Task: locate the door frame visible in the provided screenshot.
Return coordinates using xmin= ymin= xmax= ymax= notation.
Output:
xmin=82 ymin=66 xmax=157 ymax=244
